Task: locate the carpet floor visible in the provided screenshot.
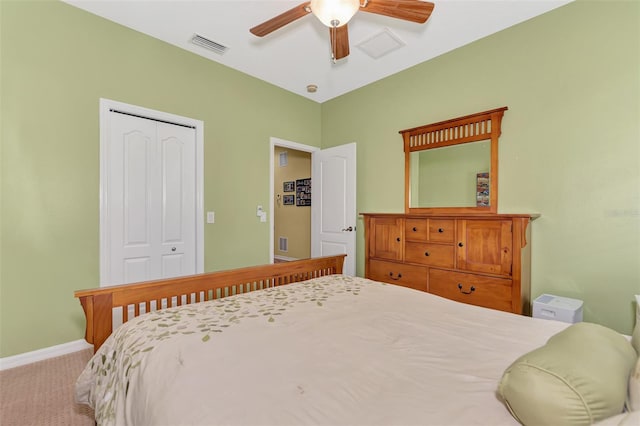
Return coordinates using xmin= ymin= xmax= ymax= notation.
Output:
xmin=0 ymin=349 xmax=95 ymax=426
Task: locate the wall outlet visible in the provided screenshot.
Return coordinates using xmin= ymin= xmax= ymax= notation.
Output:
xmin=207 ymin=211 xmax=215 ymax=223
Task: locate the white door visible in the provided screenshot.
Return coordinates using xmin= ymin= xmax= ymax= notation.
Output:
xmin=311 ymin=143 xmax=357 ymax=276
xmin=105 ymin=111 xmax=197 ymax=286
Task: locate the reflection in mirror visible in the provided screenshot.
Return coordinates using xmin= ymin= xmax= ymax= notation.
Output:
xmin=409 ymin=141 xmax=490 ymax=208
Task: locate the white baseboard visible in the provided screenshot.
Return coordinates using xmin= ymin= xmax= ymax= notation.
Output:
xmin=0 ymin=339 xmax=92 ymax=371
xmin=274 ymin=255 xmax=299 ymax=262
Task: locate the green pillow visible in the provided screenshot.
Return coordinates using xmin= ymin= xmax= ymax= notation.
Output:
xmin=498 ymin=322 xmax=637 ymax=426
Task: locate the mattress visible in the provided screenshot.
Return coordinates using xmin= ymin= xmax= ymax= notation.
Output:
xmin=76 ymin=275 xmax=570 ymax=426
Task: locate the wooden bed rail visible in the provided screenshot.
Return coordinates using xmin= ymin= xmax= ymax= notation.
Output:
xmin=75 ymin=255 xmax=346 ymax=352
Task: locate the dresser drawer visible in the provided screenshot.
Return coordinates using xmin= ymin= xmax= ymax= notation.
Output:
xmin=368 ymin=259 xmax=427 ymax=292
xmin=405 ymin=219 xmax=455 ymax=243
xmin=428 ymin=219 xmax=455 ymax=243
xmin=405 ymin=219 xmax=429 ymax=241
xmin=405 ymin=242 xmax=454 ymax=268
xmin=429 ymin=269 xmax=513 ymax=312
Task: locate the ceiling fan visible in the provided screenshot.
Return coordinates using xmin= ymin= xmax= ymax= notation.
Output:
xmin=250 ymin=0 xmax=435 ymax=62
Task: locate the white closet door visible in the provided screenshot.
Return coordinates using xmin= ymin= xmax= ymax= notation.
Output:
xmin=157 ymin=122 xmax=196 ymax=279
xmin=106 ymin=112 xmax=196 ymax=286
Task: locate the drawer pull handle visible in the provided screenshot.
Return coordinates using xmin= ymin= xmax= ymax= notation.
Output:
xmin=457 ymin=283 xmax=475 ymax=295
xmin=396 ymin=237 xmax=401 ymax=242
xmin=424 ymin=251 xmax=430 ymax=257
xmin=389 ymin=272 xmax=402 ymax=280
xmin=458 ymin=242 xmax=464 ymax=247
xmin=412 ymin=227 xmax=417 ymax=232
xmin=438 ymin=228 xmax=444 ymax=233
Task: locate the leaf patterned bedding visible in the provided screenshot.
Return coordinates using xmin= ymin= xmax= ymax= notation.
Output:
xmin=76 ymin=274 xmax=569 ymax=426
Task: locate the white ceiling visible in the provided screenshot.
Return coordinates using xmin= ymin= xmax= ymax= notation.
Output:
xmin=64 ymin=0 xmax=573 ymax=103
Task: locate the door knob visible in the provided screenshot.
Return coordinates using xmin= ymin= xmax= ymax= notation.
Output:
xmin=171 ymin=247 xmax=177 ymax=252
xmin=341 ymin=226 xmax=354 ymax=232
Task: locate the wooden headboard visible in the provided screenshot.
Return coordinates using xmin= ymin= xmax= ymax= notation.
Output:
xmin=75 ymin=255 xmax=346 ymax=352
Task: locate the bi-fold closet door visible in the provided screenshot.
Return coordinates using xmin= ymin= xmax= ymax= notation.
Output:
xmin=106 ymin=111 xmax=196 ymax=286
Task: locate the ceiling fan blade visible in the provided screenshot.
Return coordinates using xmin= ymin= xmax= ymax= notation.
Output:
xmin=250 ymin=2 xmax=311 ymax=37
xmin=330 ymin=25 xmax=350 ymax=60
xmin=360 ymin=0 xmax=434 ymax=24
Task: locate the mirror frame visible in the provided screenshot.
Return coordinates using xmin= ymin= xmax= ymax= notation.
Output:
xmin=400 ymin=107 xmax=508 ymax=214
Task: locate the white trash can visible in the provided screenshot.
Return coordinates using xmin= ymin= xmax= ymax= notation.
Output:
xmin=533 ymin=294 xmax=583 ymax=324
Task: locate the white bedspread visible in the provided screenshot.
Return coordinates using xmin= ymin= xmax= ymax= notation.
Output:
xmin=76 ymin=275 xmax=570 ymax=426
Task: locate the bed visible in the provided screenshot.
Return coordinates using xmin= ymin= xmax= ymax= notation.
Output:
xmin=75 ymin=255 xmax=640 ymax=426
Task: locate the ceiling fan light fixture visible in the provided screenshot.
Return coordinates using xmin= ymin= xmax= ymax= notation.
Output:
xmin=310 ymin=0 xmax=360 ymax=28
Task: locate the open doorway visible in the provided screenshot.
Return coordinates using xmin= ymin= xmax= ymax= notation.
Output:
xmin=269 ymin=138 xmax=319 ymax=263
xmin=269 ymin=138 xmax=356 ymax=274
xmin=273 ymin=146 xmax=311 ymax=262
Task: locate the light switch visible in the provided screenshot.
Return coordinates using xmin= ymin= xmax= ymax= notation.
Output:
xmin=207 ymin=211 xmax=215 ymax=224
xmin=259 ymin=211 xmax=267 ymax=223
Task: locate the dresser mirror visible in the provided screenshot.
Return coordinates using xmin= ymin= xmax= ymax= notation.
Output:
xmin=400 ymin=107 xmax=508 ymax=214
xmin=409 ymin=141 xmax=491 ymax=208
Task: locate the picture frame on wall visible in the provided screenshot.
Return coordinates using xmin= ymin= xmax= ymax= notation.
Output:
xmin=283 ymin=195 xmax=295 ymax=205
xmin=283 ymin=181 xmax=295 ymax=192
xmin=296 ymin=178 xmax=311 ymax=206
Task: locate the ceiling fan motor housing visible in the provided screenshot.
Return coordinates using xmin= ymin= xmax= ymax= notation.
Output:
xmin=310 ymin=0 xmax=360 ymax=27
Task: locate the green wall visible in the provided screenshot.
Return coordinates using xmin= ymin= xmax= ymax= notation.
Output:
xmin=0 ymin=0 xmax=320 ymax=357
xmin=321 ymin=0 xmax=640 ymax=334
xmin=1 ymin=0 xmax=638 ymax=358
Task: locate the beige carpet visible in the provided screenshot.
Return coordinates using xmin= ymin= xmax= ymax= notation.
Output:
xmin=0 ymin=349 xmax=95 ymax=426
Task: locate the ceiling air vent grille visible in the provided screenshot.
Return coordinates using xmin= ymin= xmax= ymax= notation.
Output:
xmin=191 ymin=34 xmax=228 ymax=55
xmin=356 ymin=28 xmax=405 ymax=59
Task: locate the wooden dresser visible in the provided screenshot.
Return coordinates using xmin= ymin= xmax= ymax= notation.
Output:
xmin=363 ymin=213 xmax=536 ymax=315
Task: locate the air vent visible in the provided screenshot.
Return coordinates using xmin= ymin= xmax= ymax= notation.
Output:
xmin=191 ymin=34 xmax=228 ymax=55
xmin=279 ymin=237 xmax=288 ymax=252
xmin=356 ymin=28 xmax=405 ymax=59
xmin=279 ymin=151 xmax=288 ymax=167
